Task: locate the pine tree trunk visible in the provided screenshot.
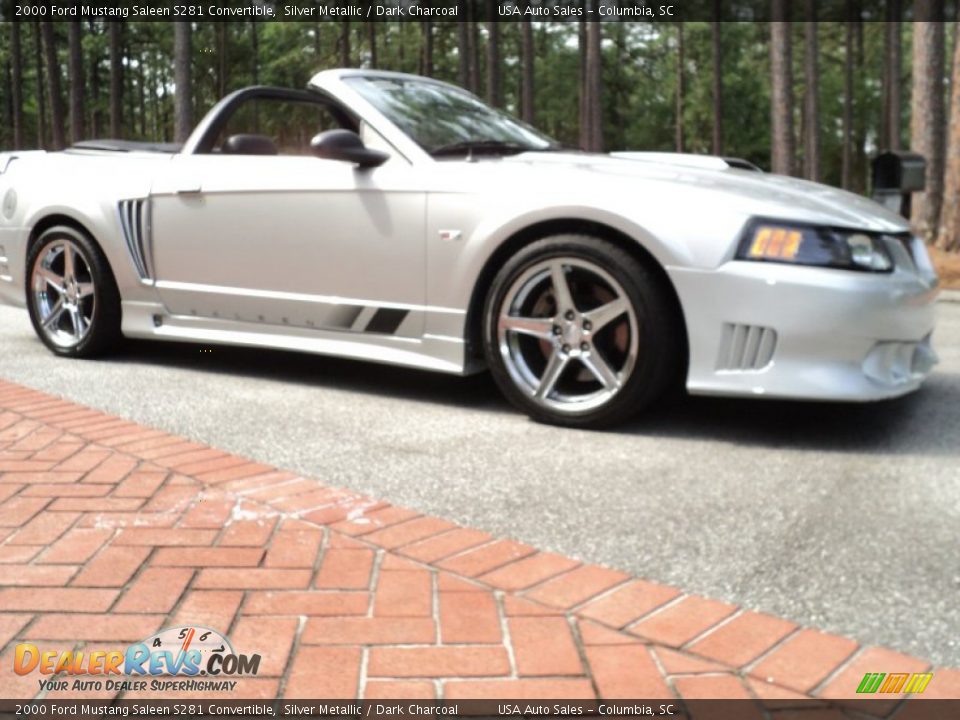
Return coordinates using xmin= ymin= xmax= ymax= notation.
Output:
xmin=109 ymin=22 xmax=122 ymax=138
xmin=11 ymin=22 xmax=23 ymax=149
xmin=469 ymin=11 xmax=480 ymax=94
xmin=802 ymin=9 xmax=820 ymax=182
xmin=457 ymin=14 xmax=469 ymax=88
xmin=89 ymin=21 xmax=101 ymax=139
xmin=421 ymin=22 xmax=434 ymax=77
xmin=173 ymin=21 xmax=192 ymax=144
xmin=486 ymin=3 xmax=501 ymax=107
xmin=369 ymin=23 xmax=377 ymax=68
xmin=520 ymin=11 xmax=534 ymax=124
xmin=34 ymin=23 xmax=46 ymax=148
xmin=883 ymin=3 xmax=902 ymax=150
xmin=340 ymin=21 xmax=350 ymax=66
xmin=711 ymin=12 xmax=723 ymax=155
xmin=67 ymin=22 xmax=84 ymax=144
xmin=40 ymin=22 xmax=66 ymax=150
xmin=910 ymin=7 xmax=946 ymax=242
xmin=578 ymin=16 xmax=588 ymax=150
xmin=217 ymin=23 xmax=228 ymax=98
xmin=676 ymin=23 xmax=684 ymax=153
xmin=841 ymin=13 xmax=854 ymax=190
xmin=251 ymin=21 xmax=259 ymax=84
xmin=769 ymin=5 xmax=795 ymax=176
xmin=586 ymin=16 xmax=603 ymax=152
xmin=137 ymin=49 xmax=147 ymax=138
xmin=937 ymin=21 xmax=960 ymax=252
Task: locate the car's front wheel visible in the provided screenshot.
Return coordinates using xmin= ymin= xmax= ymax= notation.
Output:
xmin=483 ymin=235 xmax=680 ymax=428
xmin=26 ymin=225 xmax=122 ymax=358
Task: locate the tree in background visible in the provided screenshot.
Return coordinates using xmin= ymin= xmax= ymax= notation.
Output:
xmin=769 ymin=2 xmax=795 ymax=175
xmin=520 ymin=11 xmax=534 ymax=124
xmin=173 ymin=21 xmax=191 ymax=144
xmin=711 ymin=9 xmax=723 ymax=155
xmin=938 ymin=22 xmax=960 ymax=253
xmin=841 ymin=13 xmax=854 ymax=190
xmin=108 ymin=22 xmax=122 ymax=138
xmin=10 ymin=23 xmax=23 ymax=149
xmin=676 ymin=23 xmax=685 ymax=153
xmin=67 ymin=22 xmax=84 ymax=145
xmin=40 ymin=22 xmax=65 ymax=150
xmin=802 ymin=4 xmax=821 ymax=182
xmin=910 ymin=9 xmax=945 ymax=242
xmin=486 ymin=5 xmax=501 ymax=107
xmin=882 ymin=0 xmax=902 ymax=150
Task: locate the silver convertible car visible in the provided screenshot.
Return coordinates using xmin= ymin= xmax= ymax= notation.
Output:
xmin=0 ymin=70 xmax=940 ymax=427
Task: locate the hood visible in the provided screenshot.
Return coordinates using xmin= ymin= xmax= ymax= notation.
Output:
xmin=502 ymin=151 xmax=910 ymax=234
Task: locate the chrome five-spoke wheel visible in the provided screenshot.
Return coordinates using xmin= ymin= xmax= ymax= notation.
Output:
xmin=484 ymin=235 xmax=679 ymax=428
xmin=26 ymin=226 xmax=121 ymax=358
xmin=497 ymin=258 xmax=639 ymax=413
xmin=31 ymin=240 xmax=96 ymax=348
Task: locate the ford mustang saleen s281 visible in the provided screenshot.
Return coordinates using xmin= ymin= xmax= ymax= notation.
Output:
xmin=0 ymin=70 xmax=940 ymax=427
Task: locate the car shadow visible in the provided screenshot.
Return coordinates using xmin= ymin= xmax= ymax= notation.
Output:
xmin=115 ymin=339 xmax=960 ymax=456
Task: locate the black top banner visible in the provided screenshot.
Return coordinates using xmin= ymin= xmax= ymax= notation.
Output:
xmin=2 ymin=0 xmax=957 ymax=23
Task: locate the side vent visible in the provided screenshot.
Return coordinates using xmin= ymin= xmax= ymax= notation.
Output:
xmin=717 ymin=323 xmax=777 ymax=372
xmin=118 ymin=199 xmax=151 ymax=280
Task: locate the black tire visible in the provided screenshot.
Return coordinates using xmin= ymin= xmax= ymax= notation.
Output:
xmin=482 ymin=235 xmax=682 ymax=428
xmin=25 ymin=224 xmax=122 ymax=358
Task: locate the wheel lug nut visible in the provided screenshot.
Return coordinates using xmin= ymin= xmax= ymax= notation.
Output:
xmin=553 ymin=325 xmax=562 ymax=335
xmin=565 ymin=310 xmax=575 ymax=321
xmin=583 ymin=320 xmax=592 ymax=331
xmin=562 ymin=344 xmax=571 ymax=353
xmin=580 ymin=342 xmax=589 ymax=352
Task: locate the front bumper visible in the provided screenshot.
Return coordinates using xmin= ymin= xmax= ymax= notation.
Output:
xmin=0 ymin=227 xmax=27 ymax=308
xmin=669 ymin=247 xmax=939 ymax=402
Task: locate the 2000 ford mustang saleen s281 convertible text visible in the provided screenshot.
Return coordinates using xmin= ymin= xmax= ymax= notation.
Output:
xmin=0 ymin=70 xmax=940 ymax=427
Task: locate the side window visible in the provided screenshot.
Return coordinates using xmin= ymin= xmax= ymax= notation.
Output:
xmin=213 ymin=98 xmax=350 ymax=156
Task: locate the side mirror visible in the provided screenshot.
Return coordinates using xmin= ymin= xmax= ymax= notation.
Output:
xmin=310 ymin=130 xmax=389 ymax=168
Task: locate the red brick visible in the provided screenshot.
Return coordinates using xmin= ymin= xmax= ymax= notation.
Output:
xmin=114 ymin=568 xmax=193 ymax=613
xmin=437 ymin=573 xmax=485 ymax=593
xmin=380 ymin=554 xmax=422 ymax=571
xmin=368 ymin=647 xmax=510 ymax=678
xmin=913 ymin=667 xmax=960 ymax=699
xmin=195 ymin=568 xmax=311 ymax=589
xmin=436 ymin=539 xmax=536 ymax=577
xmin=444 ymin=679 xmax=595 ymax=700
xmin=303 ymin=498 xmax=387 ymax=526
xmin=479 ymin=552 xmax=580 ymax=591
xmin=398 ymin=528 xmax=493 ymax=563
xmin=0 ymin=587 xmax=118 ymax=611
xmin=8 ymin=511 xmax=80 ymax=545
xmin=141 ymin=485 xmax=197 ymax=513
xmin=578 ymin=579 xmax=682 ymax=628
xmin=72 ymin=545 xmax=151 ymax=587
xmin=749 ymin=628 xmax=859 ymax=694
xmin=364 ymin=681 xmax=435 ymax=700
xmin=174 ymin=455 xmax=249 ymax=477
xmin=82 ymin=454 xmax=138 ymax=484
xmin=744 ymin=677 xmax=816 ymax=702
xmin=156 ymin=448 xmax=227 ymax=470
xmin=0 ymin=564 xmax=77 ymax=586
xmin=0 ymin=545 xmax=42 ymax=563
xmin=138 ymin=441 xmax=207 ymax=461
xmin=242 ymin=478 xmax=318 ymax=502
xmin=0 ymin=460 xmax=55 ymax=472
xmin=302 ymin=617 xmax=436 ymax=645
xmin=585 ymin=644 xmax=674 ymax=699
xmin=218 ymin=516 xmax=277 ymax=545
xmin=0 ymin=614 xmax=31 ymax=648
xmin=577 ymin=620 xmax=643 ymax=646
xmin=196 ymin=462 xmax=276 ymax=485
xmin=220 ymin=471 xmax=299 ymax=494
xmin=0 ymin=484 xmax=23 ymax=503
xmin=77 ymin=512 xmax=177 ymax=529
xmin=264 ymin=529 xmax=323 ymax=568
xmin=439 ymin=591 xmax=501 ymax=643
xmin=49 ymin=497 xmax=144 ymax=512
xmin=0 ymin=497 xmax=50 ymax=527
xmin=176 ymin=495 xmax=238 ymax=529
xmin=673 ymin=674 xmax=754 ymax=700
xmin=113 ymin=528 xmax=218 ymax=546
xmin=31 ymin=441 xmax=83 ymax=463
xmin=503 ymin=596 xmax=559 ymax=616
xmin=170 ymin=590 xmax=243 ymax=630
xmin=364 ymin=516 xmax=457 ymax=550
xmin=315 ymin=548 xmax=375 ymax=589
xmin=54 ymin=446 xmax=112 ymax=473
xmin=0 ymin=471 xmax=83 ymax=485
xmin=112 ymin=471 xmax=167 ymax=498
xmin=510 ymin=616 xmax=583 ymax=676
xmin=272 ymin=488 xmax=345 ymax=513
xmin=524 ymin=565 xmax=630 ymax=610
xmin=816 ymin=646 xmax=930 ymax=702
xmin=20 ymin=484 xmax=112 ymax=498
xmin=373 ymin=570 xmax=432 ymax=617
xmin=244 ymin=591 xmax=368 ymax=616
xmin=38 ymin=528 xmax=113 ymax=564
xmin=230 ymin=616 xmax=298 ymax=676
xmin=654 ymin=647 xmax=728 ymax=674
xmin=96 ymin=429 xmax=168 ymax=449
xmin=331 ymin=506 xmax=421 ymax=536
xmin=29 ymin=613 xmax=163 ymax=641
xmin=284 ymin=647 xmax=361 ymax=698
xmin=688 ymin=611 xmax=798 ymax=667
xmin=628 ymin=596 xmax=736 ymax=647
xmin=152 ymin=547 xmax=264 ymax=567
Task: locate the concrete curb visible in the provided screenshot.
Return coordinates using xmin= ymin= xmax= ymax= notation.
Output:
xmin=938 ymin=289 xmax=960 ymax=304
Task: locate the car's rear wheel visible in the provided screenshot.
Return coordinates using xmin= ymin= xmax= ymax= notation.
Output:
xmin=26 ymin=225 xmax=121 ymax=358
xmin=483 ymin=235 xmax=680 ymax=428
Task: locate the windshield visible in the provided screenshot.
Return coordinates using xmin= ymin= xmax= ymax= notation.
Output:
xmin=344 ymin=75 xmax=560 ymax=156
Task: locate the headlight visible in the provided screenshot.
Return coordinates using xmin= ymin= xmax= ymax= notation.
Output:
xmin=736 ymin=221 xmax=893 ymax=272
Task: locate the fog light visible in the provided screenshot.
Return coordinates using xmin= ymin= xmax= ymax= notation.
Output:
xmin=847 ymin=234 xmax=891 ymax=271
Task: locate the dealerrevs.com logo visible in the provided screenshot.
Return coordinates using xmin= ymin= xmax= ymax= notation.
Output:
xmin=14 ymin=626 xmax=261 ymax=693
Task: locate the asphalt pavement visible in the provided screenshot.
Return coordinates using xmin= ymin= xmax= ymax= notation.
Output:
xmin=0 ymin=300 xmax=958 ymax=667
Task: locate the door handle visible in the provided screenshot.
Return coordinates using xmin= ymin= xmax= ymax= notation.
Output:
xmin=175 ymin=182 xmax=202 ymax=194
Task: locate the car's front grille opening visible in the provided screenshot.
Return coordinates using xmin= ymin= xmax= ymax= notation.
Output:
xmin=717 ymin=323 xmax=777 ymax=372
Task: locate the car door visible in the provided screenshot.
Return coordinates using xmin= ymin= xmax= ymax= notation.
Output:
xmin=148 ymin=96 xmax=426 ymax=339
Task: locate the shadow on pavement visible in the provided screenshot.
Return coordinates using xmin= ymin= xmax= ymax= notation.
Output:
xmin=117 ymin=339 xmax=960 ymax=456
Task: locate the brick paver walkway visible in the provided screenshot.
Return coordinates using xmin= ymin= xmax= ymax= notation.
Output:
xmin=0 ymin=379 xmax=957 ymax=710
